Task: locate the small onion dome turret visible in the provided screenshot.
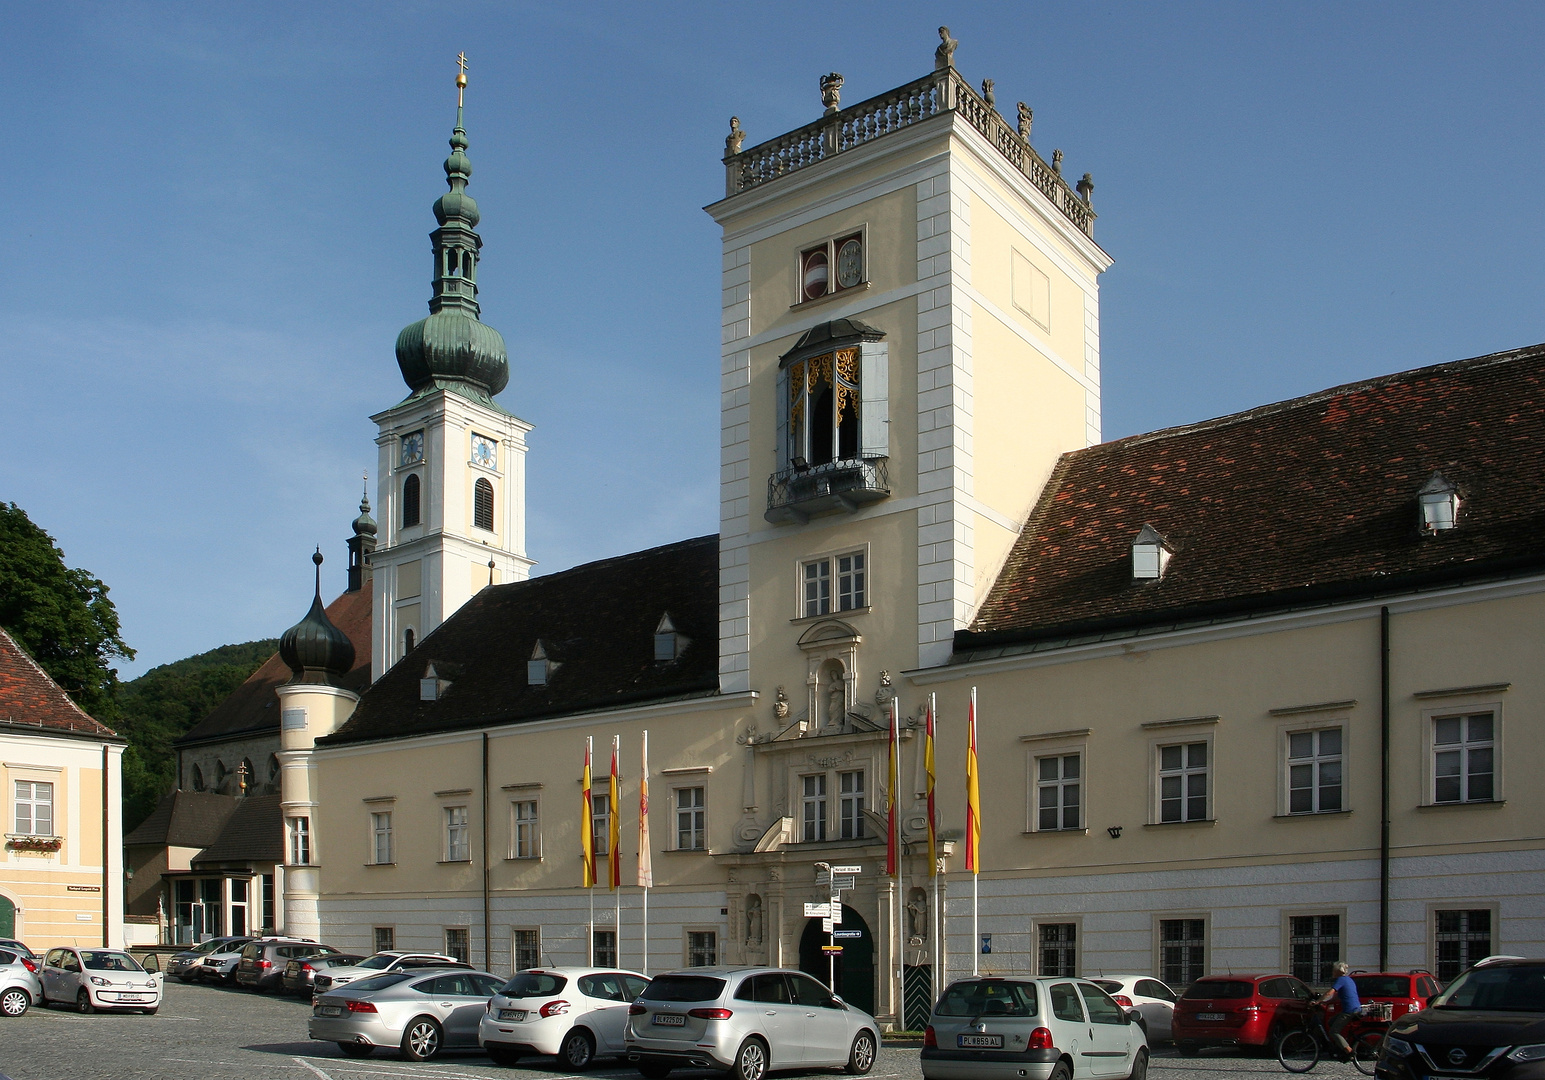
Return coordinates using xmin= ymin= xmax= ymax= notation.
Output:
xmin=353 ymin=490 xmax=377 ymax=540
xmin=279 ymin=550 xmax=356 ymax=685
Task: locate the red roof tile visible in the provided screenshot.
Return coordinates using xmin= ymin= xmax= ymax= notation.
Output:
xmin=0 ymin=626 xmax=119 ymax=738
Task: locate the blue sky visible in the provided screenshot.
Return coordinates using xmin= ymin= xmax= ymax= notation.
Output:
xmin=3 ymin=2 xmax=1543 ymax=679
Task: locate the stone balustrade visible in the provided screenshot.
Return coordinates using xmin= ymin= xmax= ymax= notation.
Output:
xmin=724 ymin=67 xmax=1095 ymax=238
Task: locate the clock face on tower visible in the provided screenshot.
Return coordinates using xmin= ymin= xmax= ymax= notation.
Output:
xmin=471 ymin=434 xmax=497 ymax=469
xmin=401 ymin=430 xmax=424 ymax=466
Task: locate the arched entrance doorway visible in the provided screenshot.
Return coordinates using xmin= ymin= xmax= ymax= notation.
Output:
xmin=799 ymin=904 xmax=874 ymax=1016
xmin=0 ymin=893 xmax=14 ymax=938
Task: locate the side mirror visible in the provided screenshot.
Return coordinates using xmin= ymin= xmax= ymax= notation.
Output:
xmin=1123 ymin=1007 xmax=1138 ymax=1025
xmin=143 ymin=954 xmax=160 ymax=973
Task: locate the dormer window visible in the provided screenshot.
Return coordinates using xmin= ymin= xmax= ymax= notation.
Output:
xmin=527 ymin=640 xmax=557 ymax=686
xmin=1131 ymin=524 xmax=1172 ymax=580
xmin=420 ymin=663 xmax=450 ymax=702
xmin=1418 ymin=471 xmax=1461 ymax=532
xmin=654 ymin=613 xmax=689 ymax=661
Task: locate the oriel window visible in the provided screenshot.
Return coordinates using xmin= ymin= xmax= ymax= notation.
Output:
xmin=787 ymin=349 xmax=861 ymax=467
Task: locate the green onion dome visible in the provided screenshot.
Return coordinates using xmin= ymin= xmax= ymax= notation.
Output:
xmin=279 ymin=551 xmax=356 ymax=686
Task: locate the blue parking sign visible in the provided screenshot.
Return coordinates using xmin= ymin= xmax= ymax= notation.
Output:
xmin=980 ymin=934 xmax=992 ymax=954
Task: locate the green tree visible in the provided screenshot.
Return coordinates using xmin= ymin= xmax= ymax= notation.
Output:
xmin=0 ymin=502 xmax=133 ymax=719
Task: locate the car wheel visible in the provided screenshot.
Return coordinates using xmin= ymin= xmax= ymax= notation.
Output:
xmin=401 ymin=1016 xmax=444 ymax=1061
xmin=1049 ymin=1062 xmax=1072 ymax=1080
xmin=730 ymin=1037 xmax=768 ymax=1080
xmin=846 ymin=1030 xmax=877 ymax=1075
xmin=141 ymin=1008 xmax=158 ymax=1016
xmin=1 ymin=988 xmax=30 ymax=1017
xmin=561 ymin=1027 xmax=597 ymax=1070
xmin=339 ymin=1042 xmax=374 ymax=1058
xmin=489 ymin=1047 xmax=522 ymax=1066
xmin=1126 ymin=1048 xmax=1148 ymax=1080
xmin=76 ymin=989 xmax=95 ymax=1014
xmin=637 ymin=1061 xmax=672 ymax=1079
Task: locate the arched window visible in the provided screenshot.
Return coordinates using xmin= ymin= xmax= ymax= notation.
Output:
xmin=268 ymin=754 xmax=280 ymax=782
xmin=402 ymin=473 xmax=421 ymax=527
xmin=474 ymin=477 xmax=494 ymax=531
xmin=192 ymin=764 xmax=205 ymax=791
xmin=404 ymin=628 xmax=416 ymax=654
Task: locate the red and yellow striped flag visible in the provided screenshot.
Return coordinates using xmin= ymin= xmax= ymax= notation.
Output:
xmin=581 ymin=737 xmax=596 ymax=888
xmin=608 ymin=735 xmax=621 ymax=890
xmin=965 ymin=687 xmax=981 ymax=874
xmin=926 ymin=693 xmax=937 ymax=876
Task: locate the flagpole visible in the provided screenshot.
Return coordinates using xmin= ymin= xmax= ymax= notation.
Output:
xmin=889 ymin=698 xmax=901 ymax=1024
xmin=611 ymin=734 xmax=621 ymax=967
xmin=927 ymin=691 xmax=940 ymax=994
xmin=585 ymin=736 xmax=595 ymax=963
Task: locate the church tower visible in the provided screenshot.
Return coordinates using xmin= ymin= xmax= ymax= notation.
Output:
xmin=706 ymin=31 xmax=1112 ymax=711
xmin=370 ymin=59 xmax=533 ymax=681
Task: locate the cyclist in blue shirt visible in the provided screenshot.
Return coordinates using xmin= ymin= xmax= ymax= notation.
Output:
xmin=1319 ymin=961 xmax=1362 ymax=1055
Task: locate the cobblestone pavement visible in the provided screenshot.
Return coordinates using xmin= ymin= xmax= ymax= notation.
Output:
xmin=0 ymin=980 xmax=1309 ymax=1080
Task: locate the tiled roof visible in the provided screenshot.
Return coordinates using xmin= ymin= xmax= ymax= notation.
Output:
xmin=0 ymin=626 xmax=118 ymax=739
xmin=321 ymin=536 xmax=720 ymax=747
xmin=122 ymin=790 xmax=238 ymax=848
xmin=174 ymin=587 xmax=371 ymax=746
xmin=193 ymin=794 xmax=283 ymax=864
xmin=962 ymin=342 xmax=1545 ymax=652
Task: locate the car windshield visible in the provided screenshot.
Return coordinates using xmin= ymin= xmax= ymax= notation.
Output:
xmin=1353 ymin=976 xmax=1412 ymax=998
xmin=499 ymin=972 xmax=568 ymax=997
xmin=356 ymin=955 xmax=396 ymax=970
xmin=192 ymin=940 xmax=227 ymax=955
xmin=1182 ymin=980 xmax=1254 ymax=999
xmin=82 ymin=951 xmax=143 ymax=972
xmin=641 ymin=975 xmax=727 ymax=1002
xmin=1433 ymin=966 xmax=1545 ymax=1011
xmin=936 ymin=980 xmax=1039 ymax=1017
xmin=348 ymin=973 xmax=413 ymax=993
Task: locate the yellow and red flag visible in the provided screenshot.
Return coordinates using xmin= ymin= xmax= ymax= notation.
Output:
xmin=926 ymin=693 xmax=937 ymax=876
xmin=886 ymin=704 xmax=899 ymax=876
xmin=608 ymin=735 xmax=621 ymax=890
xmin=965 ymin=687 xmax=981 ymax=874
xmin=581 ymin=737 xmax=596 ymax=887
xmin=637 ymin=730 xmax=653 ymax=888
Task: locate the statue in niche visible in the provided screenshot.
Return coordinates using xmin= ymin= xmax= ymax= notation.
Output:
xmin=725 ymin=117 xmax=745 ymax=157
xmin=1017 ymin=102 xmax=1033 ymax=141
xmin=772 ymin=687 xmax=790 ymax=721
xmin=745 ymin=894 xmax=763 ymax=946
xmin=824 ymin=670 xmax=846 ymax=730
xmin=906 ymin=886 xmax=929 ymax=945
xmin=935 ymin=26 xmax=958 ymax=71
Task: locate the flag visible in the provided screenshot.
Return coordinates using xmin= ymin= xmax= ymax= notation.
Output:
xmin=925 ymin=693 xmax=937 ymax=876
xmin=885 ymin=703 xmax=898 ymax=877
xmin=965 ymin=687 xmax=981 ymax=874
xmin=637 ymin=730 xmax=653 ymax=888
xmin=581 ymin=737 xmax=596 ymax=888
xmin=609 ymin=735 xmax=622 ymax=890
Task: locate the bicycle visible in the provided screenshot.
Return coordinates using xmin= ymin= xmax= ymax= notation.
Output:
xmin=1277 ymin=1002 xmax=1392 ymax=1075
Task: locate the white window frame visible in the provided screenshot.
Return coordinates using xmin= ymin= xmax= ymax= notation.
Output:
xmin=796 ymin=544 xmax=871 ymax=619
xmin=444 ymin=804 xmax=471 ymax=862
xmin=800 ymin=773 xmax=828 ymax=842
xmin=369 ymin=808 xmax=395 ymax=865
xmin=1280 ymin=721 xmax=1347 ymax=816
xmin=288 ymin=816 xmax=311 ymax=865
xmin=1281 ymin=907 xmax=1347 ymax=986
xmin=675 ymin=787 xmax=705 ymax=851
xmin=510 ymin=798 xmax=540 ymax=860
xmin=1429 ymin=902 xmax=1500 ymax=982
xmin=591 ymin=792 xmax=611 ymax=857
xmin=1423 ymin=702 xmax=1502 ymax=806
xmin=1151 ymin=736 xmax=1213 ymax=824
xmin=1022 ymin=731 xmax=1090 ymax=834
xmin=1033 ymin=752 xmax=1084 ymax=832
xmin=838 ymin=769 xmax=867 ymax=839
xmin=13 ymin=779 xmax=54 ymax=837
xmin=1034 ymin=917 xmax=1081 ymax=977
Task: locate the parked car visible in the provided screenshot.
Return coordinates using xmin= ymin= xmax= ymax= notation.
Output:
xmin=309 ymin=967 xmax=505 ymax=1060
xmin=164 ymin=936 xmax=252 ymax=982
xmin=39 ymin=947 xmax=162 ymax=1014
xmin=1377 ymin=958 xmax=1545 ymax=1080
xmin=1350 ymin=970 xmax=1442 ymax=1022
xmin=235 ymin=938 xmax=341 ymax=993
xmin=479 ymin=967 xmax=651 ymax=1067
xmin=313 ymin=951 xmax=462 ymax=994
xmin=198 ymin=937 xmax=258 ymax=985
xmin=1090 ymin=977 xmax=1179 ymax=1042
xmin=921 ymin=975 xmax=1147 ymax=1080
xmin=282 ymin=953 xmax=366 ymax=997
xmin=0 ymin=938 xmax=37 ymax=960
xmin=1171 ymin=974 xmax=1317 ymax=1054
xmin=1 ymin=946 xmax=43 ymax=1017
xmin=626 ymin=967 xmax=880 ymax=1080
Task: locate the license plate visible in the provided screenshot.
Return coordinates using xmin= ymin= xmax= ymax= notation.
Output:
xmin=317 ymin=1005 xmax=343 ymax=1016
xmin=119 ymin=994 xmax=150 ymax=1002
xmin=652 ymin=1013 xmax=687 ymax=1026
xmin=1197 ymin=1013 xmax=1225 ymax=1021
xmin=498 ymin=1008 xmax=526 ymax=1021
xmin=958 ymin=1034 xmax=1004 ymax=1049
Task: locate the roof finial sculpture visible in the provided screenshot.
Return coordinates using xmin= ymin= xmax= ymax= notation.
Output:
xmin=1077 ymin=173 xmax=1094 ymax=206
xmin=725 ymin=116 xmax=745 ymax=157
xmin=456 ymin=50 xmax=468 ymax=110
xmin=820 ymin=73 xmax=843 ymax=116
xmin=1017 ymin=102 xmax=1033 ymax=141
xmin=981 ymin=79 xmax=995 ymax=107
xmin=1051 ymin=148 xmax=1064 ymax=175
xmin=935 ymin=26 xmax=958 ymax=70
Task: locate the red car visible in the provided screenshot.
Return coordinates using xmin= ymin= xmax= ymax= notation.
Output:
xmin=1349 ymin=970 xmax=1441 ymax=1022
xmin=1172 ymin=974 xmax=1318 ymax=1053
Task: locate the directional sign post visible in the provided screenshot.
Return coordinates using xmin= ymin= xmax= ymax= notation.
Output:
xmin=804 ymin=902 xmax=832 ymax=919
xmin=831 ymin=865 xmax=862 ymax=875
xmin=815 ymin=864 xmax=861 ymax=992
xmin=833 ymin=929 xmax=863 ymax=940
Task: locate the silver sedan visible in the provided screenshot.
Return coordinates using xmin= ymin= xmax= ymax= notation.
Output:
xmin=308 ymin=967 xmax=504 ymax=1061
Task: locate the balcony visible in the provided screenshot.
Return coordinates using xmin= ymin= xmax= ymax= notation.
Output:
xmin=766 ymin=457 xmax=890 ymax=524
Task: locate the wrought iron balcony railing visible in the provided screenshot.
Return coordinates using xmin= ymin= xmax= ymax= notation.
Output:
xmin=766 ymin=456 xmax=890 ymax=524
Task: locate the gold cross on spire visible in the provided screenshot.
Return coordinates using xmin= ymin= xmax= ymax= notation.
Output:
xmin=456 ymin=51 xmax=468 ymax=107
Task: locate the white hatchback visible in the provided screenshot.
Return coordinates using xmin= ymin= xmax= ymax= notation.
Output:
xmin=922 ymin=976 xmax=1147 ymax=1080
xmin=480 ymin=967 xmax=651 ymax=1068
xmin=1087 ymin=977 xmax=1178 ymax=1043
xmin=40 ymin=948 xmax=162 ymax=1014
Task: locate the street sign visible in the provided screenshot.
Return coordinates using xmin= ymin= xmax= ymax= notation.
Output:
xmin=831 ymin=865 xmax=862 ymax=875
xmin=981 ymin=934 xmax=993 ymax=954
xmin=833 ymin=929 xmax=863 ymax=940
xmin=822 ymin=945 xmax=843 ymax=954
xmin=822 ymin=918 xmax=834 ymax=933
xmin=804 ymin=902 xmax=832 ymax=918
xmin=831 ymin=876 xmax=856 ymax=890
xmin=830 ymin=906 xmax=842 ymax=926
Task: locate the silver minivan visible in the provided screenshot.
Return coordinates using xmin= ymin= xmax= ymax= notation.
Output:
xmin=625 ymin=967 xmax=878 ymax=1080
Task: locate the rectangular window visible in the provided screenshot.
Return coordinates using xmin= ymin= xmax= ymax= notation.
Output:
xmin=512 ymin=800 xmax=539 ymax=859
xmin=513 ymin=928 xmax=540 ymax=971
xmin=288 ymin=816 xmax=311 ymax=865
xmin=14 ymin=780 xmax=53 ymax=836
xmin=1038 ymin=923 xmax=1077 ymax=976
xmin=803 ymin=559 xmax=832 ymax=617
xmin=1433 ymin=713 xmax=1494 ymax=803
xmin=445 ymin=805 xmax=470 ymax=862
xmin=1158 ymin=743 xmax=1209 ymax=822
xmin=676 ymin=787 xmax=705 ymax=851
xmin=1435 ymin=909 xmax=1492 ymax=981
xmin=371 ymin=811 xmax=394 ymax=864
xmin=801 ymin=774 xmax=828 ymax=842
xmin=1289 ymin=914 xmax=1341 ymax=985
xmin=593 ymin=929 xmax=617 ymax=967
xmin=1288 ymin=729 xmax=1343 ymax=814
xmin=838 ymin=770 xmax=867 ymax=839
xmin=1160 ymin=918 xmax=1206 ymax=986
xmin=445 ymin=927 xmax=470 ymax=964
xmin=837 ymin=552 xmax=866 ymax=611
xmin=591 ymin=793 xmax=611 ymax=857
xmin=803 ymin=552 xmax=867 ymax=617
xmin=1037 ymin=754 xmax=1082 ymax=831
xmin=374 ymin=926 xmax=395 ymax=952
xmin=688 ymin=930 xmax=718 ymax=967
xmin=261 ymin=874 xmax=274 ymax=934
